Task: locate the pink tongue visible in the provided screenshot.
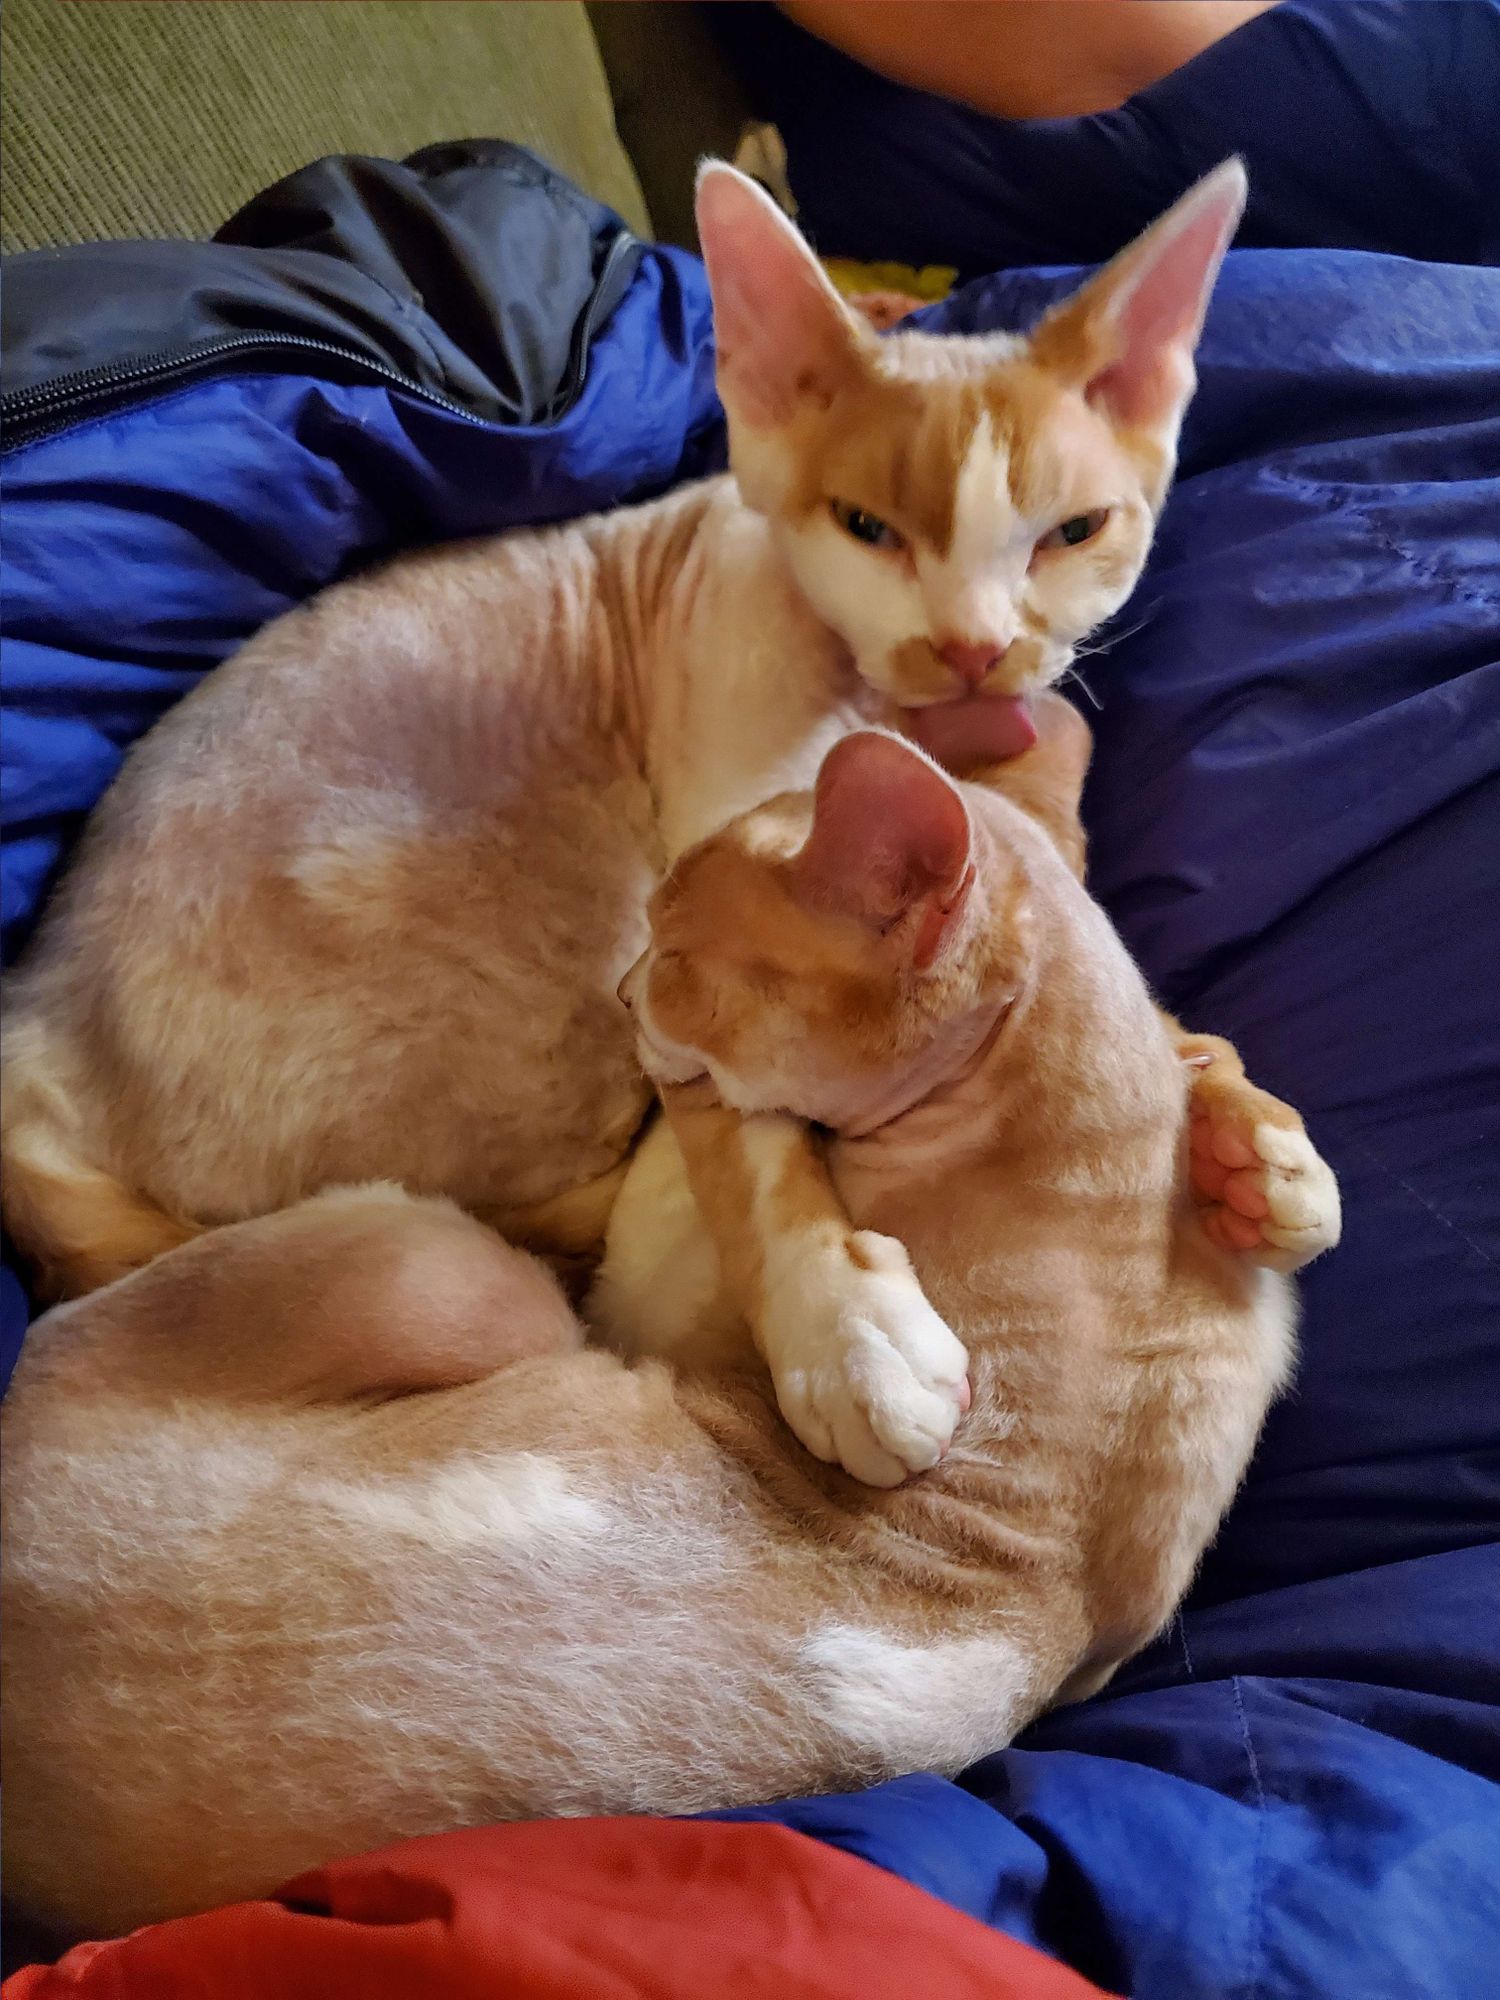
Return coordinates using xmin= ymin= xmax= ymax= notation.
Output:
xmin=907 ymin=694 xmax=1038 ymax=774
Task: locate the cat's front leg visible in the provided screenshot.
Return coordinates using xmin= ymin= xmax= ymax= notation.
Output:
xmin=658 ymin=1084 xmax=970 ymax=1487
xmin=1170 ymin=1023 xmax=1342 ymax=1275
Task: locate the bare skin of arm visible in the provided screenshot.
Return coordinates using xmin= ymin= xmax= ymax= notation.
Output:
xmin=779 ymin=2 xmax=1279 ymax=121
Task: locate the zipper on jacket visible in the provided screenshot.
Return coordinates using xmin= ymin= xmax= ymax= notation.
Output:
xmin=1 ymin=226 xmax=643 ymax=454
xmin=0 ymin=333 xmax=491 ymax=452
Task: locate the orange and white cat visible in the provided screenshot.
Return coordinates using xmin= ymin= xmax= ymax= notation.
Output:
xmin=1 ymin=710 xmax=1312 ymax=1939
xmin=1 ymin=158 xmax=1336 ymax=1485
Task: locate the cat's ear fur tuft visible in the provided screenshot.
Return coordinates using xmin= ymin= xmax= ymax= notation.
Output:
xmin=793 ymin=732 xmax=974 ymax=970
xmin=1031 ymin=158 xmax=1247 ymax=439
xmin=695 ymin=161 xmax=867 ymax=429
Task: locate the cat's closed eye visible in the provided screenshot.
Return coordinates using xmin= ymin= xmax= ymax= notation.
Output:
xmin=1036 ymin=508 xmax=1111 ymax=553
xmin=654 ymin=950 xmax=722 ymax=1021
xmin=829 ymin=500 xmax=906 ymax=553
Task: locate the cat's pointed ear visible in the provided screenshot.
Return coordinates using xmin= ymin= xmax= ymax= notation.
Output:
xmin=793 ymin=733 xmax=975 ymax=971
xmin=696 ymin=162 xmax=866 ymax=429
xmin=1031 ymin=158 xmax=1247 ymax=440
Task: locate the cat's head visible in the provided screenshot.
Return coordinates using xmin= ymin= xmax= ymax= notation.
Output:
xmin=620 ymin=698 xmax=1092 ymax=1133
xmin=697 ymin=160 xmax=1245 ymax=729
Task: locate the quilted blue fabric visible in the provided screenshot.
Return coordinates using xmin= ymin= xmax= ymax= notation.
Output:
xmin=3 ymin=240 xmax=1497 ymax=1993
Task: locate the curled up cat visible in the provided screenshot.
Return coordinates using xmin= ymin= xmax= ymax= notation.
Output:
xmin=1 ymin=703 xmax=1323 ymax=1939
xmin=1 ymin=157 xmax=1339 ymax=1490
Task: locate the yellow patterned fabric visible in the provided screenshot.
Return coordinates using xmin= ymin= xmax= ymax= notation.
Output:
xmin=822 ymin=258 xmax=959 ymax=304
xmin=2 ymin=0 xmax=649 ymax=254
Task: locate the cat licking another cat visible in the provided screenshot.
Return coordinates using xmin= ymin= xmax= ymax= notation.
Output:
xmin=1 ymin=158 xmax=1344 ymax=1939
xmin=1 ymin=157 xmax=1338 ymax=1489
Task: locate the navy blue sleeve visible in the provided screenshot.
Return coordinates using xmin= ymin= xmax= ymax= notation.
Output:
xmin=708 ymin=0 xmax=1500 ymax=273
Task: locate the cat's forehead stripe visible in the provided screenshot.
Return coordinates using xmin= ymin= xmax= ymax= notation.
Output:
xmin=879 ymin=326 xmax=1026 ymax=380
xmin=822 ymin=381 xmax=987 ymax=555
xmin=845 ymin=359 xmax=1070 ymax=555
xmin=810 ymin=332 xmax=1097 ymax=555
xmin=949 ymin=415 xmax=1013 ymax=575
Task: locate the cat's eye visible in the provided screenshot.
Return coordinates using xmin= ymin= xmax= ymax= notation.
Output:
xmin=1038 ymin=509 xmax=1110 ymax=551
xmin=830 ymin=500 xmax=905 ymax=552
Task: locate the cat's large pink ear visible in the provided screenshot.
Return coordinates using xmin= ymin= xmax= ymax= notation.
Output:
xmin=1031 ymin=158 xmax=1247 ymax=437
xmin=696 ymin=162 xmax=866 ymax=428
xmin=793 ymin=733 xmax=974 ymax=971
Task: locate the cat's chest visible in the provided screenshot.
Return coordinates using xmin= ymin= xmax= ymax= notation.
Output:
xmin=655 ymin=623 xmax=878 ymax=862
xmin=659 ymin=702 xmax=869 ymax=862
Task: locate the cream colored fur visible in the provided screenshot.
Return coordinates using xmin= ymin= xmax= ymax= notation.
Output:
xmin=1 ymin=164 xmax=1278 ymax=1321
xmin=0 ymin=159 xmax=1337 ymax=1484
xmin=2 ymin=721 xmax=1303 ymax=1939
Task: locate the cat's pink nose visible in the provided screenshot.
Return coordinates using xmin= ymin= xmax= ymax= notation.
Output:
xmin=937 ymin=638 xmax=1007 ymax=689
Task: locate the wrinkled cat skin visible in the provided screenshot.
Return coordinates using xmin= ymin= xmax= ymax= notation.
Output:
xmin=1 ymin=709 xmax=1312 ymax=1939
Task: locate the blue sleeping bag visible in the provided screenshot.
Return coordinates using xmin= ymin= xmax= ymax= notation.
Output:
xmin=3 ymin=142 xmax=1497 ymax=1996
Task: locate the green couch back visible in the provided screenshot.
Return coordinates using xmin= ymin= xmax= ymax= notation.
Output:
xmin=2 ymin=0 xmax=650 ymax=253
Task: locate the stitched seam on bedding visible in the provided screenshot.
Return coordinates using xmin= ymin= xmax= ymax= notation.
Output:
xmin=1261 ymin=467 xmax=1500 ymax=616
xmin=1341 ymin=1130 xmax=1498 ymax=1272
xmin=1174 ymin=1613 xmax=1198 ymax=1682
xmin=1230 ymin=1675 xmax=1269 ymax=2000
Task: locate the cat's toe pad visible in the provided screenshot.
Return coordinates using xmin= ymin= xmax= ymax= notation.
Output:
xmin=1192 ymin=1111 xmax=1341 ymax=1274
xmin=765 ymin=1234 xmax=969 ymax=1488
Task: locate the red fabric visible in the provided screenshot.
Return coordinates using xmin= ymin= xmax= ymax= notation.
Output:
xmin=6 ymin=1816 xmax=1115 ymax=1999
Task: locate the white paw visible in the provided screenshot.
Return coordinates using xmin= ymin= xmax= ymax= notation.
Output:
xmin=1192 ymin=1099 xmax=1342 ymax=1277
xmin=1252 ymin=1120 xmax=1342 ymax=1274
xmin=761 ymin=1232 xmax=970 ymax=1488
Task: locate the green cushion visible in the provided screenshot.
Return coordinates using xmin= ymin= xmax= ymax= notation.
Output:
xmin=2 ymin=0 xmax=649 ymax=254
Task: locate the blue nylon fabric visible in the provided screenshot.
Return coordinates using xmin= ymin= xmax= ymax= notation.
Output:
xmin=723 ymin=1546 xmax=1500 ymax=1997
xmin=3 ymin=236 xmax=1497 ymax=1994
xmin=0 ymin=243 xmax=719 ymax=969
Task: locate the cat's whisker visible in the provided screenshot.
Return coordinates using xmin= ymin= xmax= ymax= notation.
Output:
xmin=1060 ymin=603 xmax=1163 ymax=708
xmin=1070 ymin=605 xmax=1159 ymax=663
xmin=1061 ymin=665 xmax=1103 ymax=712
